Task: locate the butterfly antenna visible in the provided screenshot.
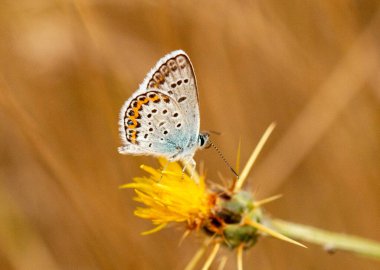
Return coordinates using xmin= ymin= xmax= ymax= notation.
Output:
xmin=209 ymin=140 xmax=239 ymax=178
xmin=208 ymin=130 xmax=222 ymax=136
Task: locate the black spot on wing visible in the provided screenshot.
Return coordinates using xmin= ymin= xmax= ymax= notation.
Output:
xmin=178 ymin=97 xmax=187 ymax=103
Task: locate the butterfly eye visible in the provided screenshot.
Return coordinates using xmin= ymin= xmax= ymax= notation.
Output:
xmin=199 ymin=136 xmax=205 ymax=146
xmin=198 ymin=133 xmax=211 ymax=149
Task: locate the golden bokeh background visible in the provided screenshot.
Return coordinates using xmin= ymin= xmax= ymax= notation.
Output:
xmin=1 ymin=1 xmax=380 ymax=269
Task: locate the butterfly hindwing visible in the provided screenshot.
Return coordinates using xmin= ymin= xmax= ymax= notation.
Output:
xmin=119 ymin=91 xmax=193 ymax=159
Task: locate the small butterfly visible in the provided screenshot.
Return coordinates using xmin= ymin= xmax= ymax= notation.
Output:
xmin=118 ymin=50 xmax=210 ymax=169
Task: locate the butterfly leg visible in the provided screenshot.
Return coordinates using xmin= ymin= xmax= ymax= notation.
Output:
xmin=159 ymin=160 xmax=170 ymax=181
xmin=181 ymin=158 xmax=197 ymax=182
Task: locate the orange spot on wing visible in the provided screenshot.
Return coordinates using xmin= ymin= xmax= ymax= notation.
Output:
xmin=125 ymin=94 xmax=162 ymax=143
xmin=127 ymin=118 xmax=137 ymax=128
xmin=130 ymin=130 xmax=137 ymax=144
xmin=149 ymin=95 xmax=160 ymax=102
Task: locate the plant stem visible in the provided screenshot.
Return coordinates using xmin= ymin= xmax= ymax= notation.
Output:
xmin=269 ymin=219 xmax=380 ymax=260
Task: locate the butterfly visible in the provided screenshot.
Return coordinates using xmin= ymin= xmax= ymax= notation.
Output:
xmin=118 ymin=50 xmax=210 ymax=170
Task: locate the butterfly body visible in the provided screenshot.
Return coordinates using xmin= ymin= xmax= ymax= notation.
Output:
xmin=119 ymin=50 xmax=208 ymax=165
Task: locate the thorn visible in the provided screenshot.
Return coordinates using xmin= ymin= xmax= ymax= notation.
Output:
xmin=245 ymin=219 xmax=307 ymax=248
xmin=254 ymin=194 xmax=283 ymax=207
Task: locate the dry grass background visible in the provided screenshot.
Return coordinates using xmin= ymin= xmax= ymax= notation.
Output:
xmin=0 ymin=1 xmax=380 ymax=269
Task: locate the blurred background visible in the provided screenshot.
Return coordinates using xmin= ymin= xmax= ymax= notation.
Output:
xmin=1 ymin=1 xmax=380 ymax=269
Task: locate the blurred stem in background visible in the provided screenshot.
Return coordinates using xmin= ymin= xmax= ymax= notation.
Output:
xmin=270 ymin=219 xmax=380 ymax=260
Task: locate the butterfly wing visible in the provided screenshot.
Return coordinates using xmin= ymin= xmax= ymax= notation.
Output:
xmin=119 ymin=50 xmax=201 ymax=160
xmin=119 ymin=91 xmax=192 ymax=159
xmin=142 ymin=50 xmax=200 ymax=141
xmin=142 ymin=50 xmax=198 ymax=103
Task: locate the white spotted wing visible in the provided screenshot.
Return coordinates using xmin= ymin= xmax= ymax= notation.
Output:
xmin=118 ymin=50 xmax=201 ymax=162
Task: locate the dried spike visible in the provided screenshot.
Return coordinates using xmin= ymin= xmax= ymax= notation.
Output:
xmin=178 ymin=230 xmax=191 ymax=247
xmin=237 ymin=244 xmax=244 ymax=270
xmin=217 ymin=256 xmax=228 ymax=270
xmin=245 ymin=219 xmax=306 ymax=248
xmin=202 ymin=243 xmax=221 ymax=270
xmin=254 ymin=194 xmax=283 ymax=207
xmin=185 ymin=238 xmax=212 ymax=270
xmin=235 ymin=123 xmax=276 ymax=192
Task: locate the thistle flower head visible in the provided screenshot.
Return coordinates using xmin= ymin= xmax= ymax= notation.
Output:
xmin=120 ymin=158 xmax=215 ymax=234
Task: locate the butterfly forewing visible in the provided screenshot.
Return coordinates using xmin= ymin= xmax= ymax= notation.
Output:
xmin=143 ymin=51 xmax=198 ymax=100
xmin=142 ymin=50 xmax=200 ymax=131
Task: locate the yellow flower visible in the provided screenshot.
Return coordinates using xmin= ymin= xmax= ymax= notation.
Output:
xmin=120 ymin=158 xmax=215 ymax=234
